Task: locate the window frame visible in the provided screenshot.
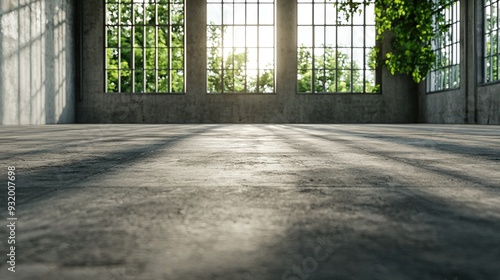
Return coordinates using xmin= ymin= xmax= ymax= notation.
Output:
xmin=206 ymin=0 xmax=276 ymax=94
xmin=482 ymin=0 xmax=500 ymax=84
xmin=104 ymin=0 xmax=186 ymax=94
xmin=426 ymin=0 xmax=461 ymax=93
xmin=296 ymin=0 xmax=378 ymax=94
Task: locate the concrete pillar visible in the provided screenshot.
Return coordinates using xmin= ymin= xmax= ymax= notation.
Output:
xmin=276 ymin=0 xmax=297 ymax=118
xmin=186 ymin=0 xmax=206 ymax=99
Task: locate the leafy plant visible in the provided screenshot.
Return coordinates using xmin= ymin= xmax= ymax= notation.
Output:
xmin=333 ymin=0 xmax=457 ymax=83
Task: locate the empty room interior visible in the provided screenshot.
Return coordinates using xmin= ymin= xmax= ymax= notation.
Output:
xmin=1 ymin=0 xmax=500 ymax=279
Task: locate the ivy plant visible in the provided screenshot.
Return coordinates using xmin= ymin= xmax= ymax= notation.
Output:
xmin=333 ymin=0 xmax=457 ymax=83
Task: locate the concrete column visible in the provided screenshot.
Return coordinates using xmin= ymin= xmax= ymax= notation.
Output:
xmin=276 ymin=0 xmax=297 ymax=98
xmin=464 ymin=0 xmax=476 ymax=123
xmin=183 ymin=0 xmax=207 ymax=122
xmin=186 ymin=0 xmax=206 ymax=98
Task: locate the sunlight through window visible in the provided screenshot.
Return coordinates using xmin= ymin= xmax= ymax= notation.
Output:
xmin=297 ymin=0 xmax=377 ymax=94
xmin=207 ymin=0 xmax=275 ymax=93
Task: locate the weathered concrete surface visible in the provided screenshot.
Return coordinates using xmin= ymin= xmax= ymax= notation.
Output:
xmin=0 ymin=0 xmax=75 ymax=125
xmin=476 ymin=83 xmax=500 ymax=125
xmin=0 ymin=124 xmax=499 ymax=279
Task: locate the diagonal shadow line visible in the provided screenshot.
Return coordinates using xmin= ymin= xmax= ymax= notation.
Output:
xmin=0 ymin=125 xmax=209 ymax=160
xmin=336 ymin=124 xmax=500 ymax=145
xmin=287 ymin=125 xmax=500 ymax=188
xmin=1 ymin=125 xmax=222 ymax=207
xmin=294 ymin=124 xmax=500 ymax=163
xmin=0 ymin=125 xmax=498 ymax=280
xmin=368 ymin=124 xmax=500 ymax=135
xmin=265 ymin=124 xmax=499 ymax=191
xmin=279 ymin=179 xmax=500 ymax=279
xmin=290 ymin=193 xmax=499 ymax=279
xmin=258 ymin=125 xmax=500 ymax=279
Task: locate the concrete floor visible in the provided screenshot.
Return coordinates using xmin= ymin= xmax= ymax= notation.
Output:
xmin=1 ymin=124 xmax=499 ymax=280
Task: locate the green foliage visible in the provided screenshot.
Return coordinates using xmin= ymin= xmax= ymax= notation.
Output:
xmin=333 ymin=0 xmax=457 ymax=83
xmin=207 ymin=25 xmax=274 ymax=93
xmin=105 ymin=2 xmax=185 ymax=93
xmin=298 ymin=46 xmax=377 ymax=93
xmin=299 ymin=48 xmax=363 ymax=93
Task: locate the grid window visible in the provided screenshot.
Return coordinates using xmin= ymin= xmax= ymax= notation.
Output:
xmin=207 ymin=0 xmax=275 ymax=94
xmin=105 ymin=0 xmax=185 ymax=93
xmin=297 ymin=0 xmax=377 ymax=94
xmin=484 ymin=0 xmax=500 ymax=83
xmin=427 ymin=0 xmax=460 ymax=92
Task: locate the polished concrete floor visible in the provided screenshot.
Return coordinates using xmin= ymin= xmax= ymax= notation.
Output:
xmin=0 ymin=124 xmax=499 ymax=280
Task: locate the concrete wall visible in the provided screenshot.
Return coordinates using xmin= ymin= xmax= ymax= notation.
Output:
xmin=0 ymin=0 xmax=75 ymax=125
xmin=419 ymin=0 xmax=500 ymax=124
xmin=77 ymin=0 xmax=418 ymax=124
xmin=476 ymin=84 xmax=500 ymax=124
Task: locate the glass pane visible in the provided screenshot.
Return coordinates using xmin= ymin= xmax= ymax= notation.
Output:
xmin=259 ymin=48 xmax=274 ymax=69
xmin=208 ymin=69 xmax=222 ymax=93
xmin=107 ymin=70 xmax=119 ymax=92
xmin=259 ymin=69 xmax=274 ymax=93
xmin=259 ymin=26 xmax=274 ymax=47
xmin=247 ymin=4 xmax=258 ymax=25
xmin=297 ymin=4 xmax=312 ymax=25
xmin=314 ymin=26 xmax=325 ymax=47
xmin=120 ymin=48 xmax=132 ymax=69
xmin=234 ymin=4 xmax=245 ymax=25
xmin=259 ymin=4 xmax=274 ymax=25
xmin=247 ymin=48 xmax=258 ymax=69
xmin=171 ymin=48 xmax=184 ymax=70
xmin=223 ymin=3 xmax=233 ymax=24
xmin=337 ymin=26 xmax=352 ymax=47
xmin=298 ymin=47 xmax=313 ymax=70
xmin=172 ymin=25 xmax=184 ymax=47
xmin=208 ymin=48 xmax=223 ymax=70
xmin=145 ymin=26 xmax=156 ymax=48
xmin=107 ymin=26 xmax=119 ymax=48
xmin=246 ymin=26 xmax=258 ymax=47
xmin=157 ymin=4 xmax=169 ymax=25
xmin=146 ymin=70 xmax=157 ymax=92
xmin=157 ymin=47 xmax=169 ymax=68
xmin=234 ymin=26 xmax=246 ymax=47
xmin=313 ymin=4 xmax=325 ymax=25
xmin=298 ymin=26 xmax=313 ymax=47
xmin=207 ymin=4 xmax=222 ymax=24
xmin=171 ymin=4 xmax=184 ymax=25
xmin=171 ymin=70 xmax=184 ymax=92
xmin=158 ymin=69 xmax=169 ymax=92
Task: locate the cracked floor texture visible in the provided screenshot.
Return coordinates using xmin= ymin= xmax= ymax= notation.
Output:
xmin=0 ymin=124 xmax=499 ymax=280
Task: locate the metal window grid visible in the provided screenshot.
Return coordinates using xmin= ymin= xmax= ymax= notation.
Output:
xmin=296 ymin=0 xmax=377 ymax=94
xmin=104 ymin=0 xmax=185 ymax=93
xmin=207 ymin=0 xmax=276 ymax=94
xmin=427 ymin=0 xmax=461 ymax=93
xmin=484 ymin=0 xmax=500 ymax=83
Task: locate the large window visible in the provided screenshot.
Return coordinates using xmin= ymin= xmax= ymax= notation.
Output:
xmin=427 ymin=0 xmax=460 ymax=92
xmin=207 ymin=0 xmax=275 ymax=94
xmin=105 ymin=0 xmax=185 ymax=93
xmin=297 ymin=0 xmax=377 ymax=94
xmin=484 ymin=0 xmax=499 ymax=83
